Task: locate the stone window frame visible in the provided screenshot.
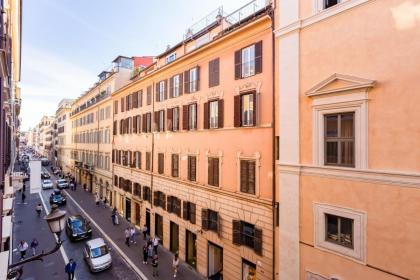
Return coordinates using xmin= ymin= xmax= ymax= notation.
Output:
xmin=314 ymin=203 xmax=366 ymax=263
xmin=205 ymin=150 xmax=223 ymax=188
xmin=236 ymin=151 xmax=261 ymax=197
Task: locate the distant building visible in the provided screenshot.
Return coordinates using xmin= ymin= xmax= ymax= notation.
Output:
xmin=54 ymin=99 xmax=74 ymax=173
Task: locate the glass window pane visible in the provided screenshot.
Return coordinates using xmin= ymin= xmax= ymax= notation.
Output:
xmin=341 ymin=113 xmax=354 ymax=138
xmin=326 ymin=214 xmax=339 ymax=242
xmin=325 ymin=115 xmax=338 ymax=137
xmin=325 ymin=141 xmax=338 ymax=164
xmin=340 ymin=217 xmax=353 ymax=247
xmin=341 ymin=141 xmax=354 ymax=166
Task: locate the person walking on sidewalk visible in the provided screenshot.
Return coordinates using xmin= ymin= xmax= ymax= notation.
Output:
xmin=130 ymin=226 xmax=136 ymax=244
xmin=35 ymin=203 xmax=42 ymax=217
xmin=173 ymin=253 xmax=179 ymax=278
xmin=30 ymin=238 xmax=39 ymax=256
xmin=153 ymin=236 xmax=159 ymax=254
xmin=65 ymin=259 xmax=77 ymax=280
xmin=142 ymin=244 xmax=148 ymax=264
xmin=95 ymin=194 xmax=100 ymax=206
xmin=21 ymin=191 xmax=26 ymax=204
xmin=124 ymin=228 xmax=130 ymax=247
xmin=152 ymin=254 xmax=159 ymax=277
xmin=17 ymin=240 xmax=28 ymax=260
xmin=147 ymin=242 xmax=153 ymax=259
xmin=142 ymin=224 xmax=148 ymax=240
xmin=103 ymin=197 xmax=107 ymax=208
xmin=111 ymin=207 xmax=117 ymax=225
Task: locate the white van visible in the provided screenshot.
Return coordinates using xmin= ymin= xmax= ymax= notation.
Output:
xmin=83 ymin=238 xmax=112 ymax=272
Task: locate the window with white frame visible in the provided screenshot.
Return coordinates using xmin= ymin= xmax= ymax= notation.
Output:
xmin=173 ymin=75 xmax=180 ymax=97
xmin=241 ymin=45 xmax=255 ymax=78
xmin=173 ymin=107 xmax=179 ymax=131
xmin=159 ymin=81 xmax=165 ymax=101
xmin=241 ymin=93 xmax=255 ymax=127
xmin=209 ymin=100 xmax=219 ymax=129
xmin=189 ymin=67 xmax=198 ymax=93
xmin=166 ymin=52 xmax=176 ymax=64
xmin=188 ymin=103 xmax=197 ymax=130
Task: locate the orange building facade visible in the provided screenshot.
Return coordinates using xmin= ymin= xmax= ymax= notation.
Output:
xmin=275 ymin=0 xmax=420 ymax=279
xmin=111 ymin=2 xmax=276 ymax=279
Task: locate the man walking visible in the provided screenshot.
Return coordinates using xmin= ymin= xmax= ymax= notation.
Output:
xmin=30 ymin=238 xmax=39 ymax=256
xmin=152 ymin=254 xmax=159 ymax=277
xmin=124 ymin=228 xmax=130 ymax=247
xmin=129 ymin=226 xmax=136 ymax=244
xmin=35 ymin=203 xmax=42 ymax=217
xmin=142 ymin=224 xmax=148 ymax=240
xmin=17 ymin=240 xmax=28 ymax=260
xmin=65 ymin=259 xmax=77 ymax=280
xmin=152 ymin=236 xmax=159 ymax=255
xmin=21 ymin=191 xmax=26 ymax=204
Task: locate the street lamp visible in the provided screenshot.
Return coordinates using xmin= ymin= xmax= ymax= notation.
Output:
xmin=7 ymin=205 xmax=66 ymax=279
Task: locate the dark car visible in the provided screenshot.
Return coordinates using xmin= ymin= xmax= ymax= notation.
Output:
xmin=49 ymin=190 xmax=66 ymax=206
xmin=41 ymin=172 xmax=50 ymax=179
xmin=66 ymin=215 xmax=92 ymax=241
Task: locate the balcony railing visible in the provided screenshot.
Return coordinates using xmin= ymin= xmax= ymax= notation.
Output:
xmin=224 ymin=0 xmax=271 ymax=27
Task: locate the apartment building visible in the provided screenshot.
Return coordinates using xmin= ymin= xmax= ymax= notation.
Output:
xmin=55 ymin=99 xmax=74 ymax=173
xmin=275 ymin=0 xmax=420 ymax=279
xmin=36 ymin=116 xmax=54 ymax=157
xmin=111 ymin=1 xmax=275 ymax=279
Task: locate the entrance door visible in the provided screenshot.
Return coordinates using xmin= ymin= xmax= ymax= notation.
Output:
xmin=208 ymin=242 xmax=223 ymax=279
xmin=135 ymin=203 xmax=141 ymax=226
xmin=146 ymin=209 xmax=151 ymax=235
xmin=170 ymin=221 xmax=179 ymax=253
xmin=186 ymin=230 xmax=197 ymax=268
xmin=155 ymin=213 xmax=163 ymax=243
xmin=125 ymin=198 xmax=131 ymax=222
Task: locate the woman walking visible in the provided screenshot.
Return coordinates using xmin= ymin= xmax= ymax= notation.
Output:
xmin=30 ymin=238 xmax=39 ymax=256
xmin=142 ymin=244 xmax=148 ymax=264
xmin=173 ymin=253 xmax=179 ymax=278
xmin=147 ymin=242 xmax=153 ymax=260
xmin=17 ymin=240 xmax=28 ymax=260
xmin=152 ymin=254 xmax=159 ymax=277
xmin=35 ymin=203 xmax=42 ymax=217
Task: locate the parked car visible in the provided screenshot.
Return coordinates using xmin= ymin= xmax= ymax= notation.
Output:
xmin=66 ymin=215 xmax=92 ymax=241
xmin=49 ymin=190 xmax=66 ymax=206
xmin=41 ymin=172 xmax=50 ymax=179
xmin=83 ymin=238 xmax=112 ymax=272
xmin=41 ymin=179 xmax=53 ymax=190
xmin=56 ymin=179 xmax=69 ymax=189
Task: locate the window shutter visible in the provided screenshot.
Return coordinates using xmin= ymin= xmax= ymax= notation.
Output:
xmin=184 ymin=70 xmax=190 ymax=94
xmin=162 ymin=193 xmax=166 ymax=210
xmin=203 ymin=101 xmax=209 ymax=129
xmin=179 ymin=73 xmax=183 ymax=95
xmin=155 ymin=84 xmax=160 ymax=102
xmin=167 ymin=196 xmax=173 ymax=213
xmin=167 ymin=108 xmax=173 ymax=131
xmin=163 ymin=80 xmax=168 ymax=100
xmin=183 ymin=201 xmax=188 ymax=220
xmin=234 ymin=95 xmax=241 ymax=127
xmin=133 ymin=92 xmax=138 ymax=108
xmin=190 ymin=203 xmax=196 ymax=224
xmin=154 ymin=111 xmax=159 ymax=132
xmin=182 ymin=105 xmax=189 ymax=130
xmin=147 ymin=86 xmax=152 ymax=105
xmin=196 ymin=66 xmax=200 ymax=91
xmin=208 ymin=158 xmax=213 ymax=185
xmin=153 ymin=191 xmax=158 ymax=206
xmin=252 ymin=92 xmax=257 ymax=126
xmin=202 ymin=209 xmax=209 ymax=231
xmin=216 ymin=213 xmax=221 ymax=236
xmin=240 ymin=160 xmax=248 ymax=193
xmin=254 ymin=227 xmax=263 ymax=255
xmin=121 ymin=97 xmax=125 ymax=112
xmin=169 ymin=77 xmax=174 ymax=98
xmin=137 ymin=115 xmax=142 ymax=133
xmin=139 ymin=90 xmax=143 ymax=107
xmin=191 ymin=156 xmax=196 ymax=181
xmin=214 ymin=58 xmax=220 ymax=86
xmin=142 ymin=113 xmax=147 ymax=133
xmin=248 ymin=161 xmax=256 ymax=194
xmin=232 ymin=220 xmax=242 ymax=245
xmin=218 ymin=99 xmax=224 ymax=128
xmin=234 ymin=50 xmax=242 ymax=79
xmin=255 ymin=41 xmax=263 ymax=74
xmin=214 ymin=158 xmax=219 ymax=186
xmin=162 ymin=110 xmax=165 ymax=131
xmin=208 ymin=60 xmax=214 ymax=87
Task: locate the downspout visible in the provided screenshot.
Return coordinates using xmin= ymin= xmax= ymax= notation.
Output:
xmin=96 ymin=88 xmax=101 ymax=195
xmin=150 ymin=82 xmax=156 ymax=211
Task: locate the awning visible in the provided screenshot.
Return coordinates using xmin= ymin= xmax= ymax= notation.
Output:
xmin=2 ymin=198 xmax=13 ymax=215
xmin=2 ymin=215 xmax=12 ymax=242
xmin=0 ymin=251 xmax=10 ymax=280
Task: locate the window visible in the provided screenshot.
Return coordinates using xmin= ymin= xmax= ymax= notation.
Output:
xmin=189 ymin=67 xmax=198 ymax=92
xmin=187 ymin=156 xmax=197 ymax=182
xmin=172 ymin=107 xmax=179 ymax=131
xmin=242 ymin=259 xmax=257 ymax=280
xmin=157 ymin=80 xmax=166 ymax=102
xmin=171 ymin=74 xmax=182 ymax=98
xmin=325 ymin=214 xmax=353 ymax=248
xmin=143 ymin=186 xmax=151 ymax=203
xmin=155 ymin=110 xmax=165 ymax=132
xmin=133 ymin=183 xmax=141 ymax=197
xmin=147 ymin=86 xmax=152 ymax=105
xmin=232 ymin=220 xmax=262 ymax=255
xmin=240 ymin=160 xmax=256 ymax=195
xmin=166 ymin=52 xmax=176 ymax=64
xmin=184 ymin=103 xmax=197 ymax=130
xmin=202 ymin=209 xmax=219 ymax=233
xmin=143 ymin=112 xmax=152 ymax=133
xmin=153 ymin=191 xmax=166 ymax=210
xmin=157 ymin=153 xmax=164 ymax=174
xmin=121 ymin=97 xmax=125 ymax=112
xmin=324 ymin=113 xmax=354 ymax=167
xmin=184 ymin=67 xmax=200 ymax=93
xmin=171 ymin=154 xmax=179 ymax=177
xmin=208 ymin=157 xmax=219 ymax=187
xmin=167 ymin=196 xmax=181 ymax=217
xmin=324 ymin=0 xmax=339 ymax=9
xmin=235 ymin=41 xmax=262 ymax=79
xmin=183 ymin=201 xmax=196 ymax=224
xmin=135 ymin=151 xmax=141 ymax=169
xmin=204 ymin=99 xmax=223 ymax=129
xmin=208 ymin=58 xmax=220 ymax=87
xmin=146 ymin=152 xmax=151 ymax=171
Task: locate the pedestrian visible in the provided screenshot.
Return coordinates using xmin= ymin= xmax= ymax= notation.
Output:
xmin=95 ymin=194 xmax=100 ymax=206
xmin=124 ymin=228 xmax=130 ymax=247
xmin=17 ymin=240 xmax=28 ymax=260
xmin=130 ymin=226 xmax=136 ymax=244
xmin=65 ymin=258 xmax=77 ymax=280
xmin=147 ymin=242 xmax=153 ymax=259
xmin=83 ymin=183 xmax=86 ymax=191
xmin=142 ymin=244 xmax=148 ymax=264
xmin=111 ymin=207 xmax=117 ymax=225
xmin=152 ymin=254 xmax=159 ymax=277
xmin=142 ymin=224 xmax=148 ymax=240
xmin=21 ymin=192 xmax=26 ymax=204
xmin=35 ymin=203 xmax=42 ymax=217
xmin=153 ymin=236 xmax=159 ymax=254
xmin=22 ymin=183 xmax=26 ymax=192
xmin=173 ymin=253 xmax=179 ymax=278
xmin=30 ymin=238 xmax=39 ymax=256
xmin=103 ymin=197 xmax=107 ymax=208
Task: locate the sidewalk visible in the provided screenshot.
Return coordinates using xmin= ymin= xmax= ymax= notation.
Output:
xmin=64 ymin=188 xmax=204 ymax=280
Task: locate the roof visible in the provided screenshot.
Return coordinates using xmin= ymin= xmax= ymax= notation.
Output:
xmin=133 ymin=56 xmax=154 ymax=68
xmin=112 ymin=55 xmax=132 ymax=63
xmin=87 ymin=237 xmax=106 ymax=248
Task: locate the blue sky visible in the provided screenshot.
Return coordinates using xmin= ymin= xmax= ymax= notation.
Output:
xmin=20 ymin=0 xmax=249 ymax=130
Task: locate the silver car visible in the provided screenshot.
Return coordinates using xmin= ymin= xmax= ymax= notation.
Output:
xmin=56 ymin=179 xmax=69 ymax=189
xmin=83 ymin=238 xmax=112 ymax=272
xmin=41 ymin=179 xmax=53 ymax=190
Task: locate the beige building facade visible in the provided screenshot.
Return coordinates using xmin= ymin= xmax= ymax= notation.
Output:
xmin=55 ymin=99 xmax=74 ymax=173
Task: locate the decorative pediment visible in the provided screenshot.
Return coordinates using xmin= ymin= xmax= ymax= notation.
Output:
xmin=306 ymin=73 xmax=376 ymax=97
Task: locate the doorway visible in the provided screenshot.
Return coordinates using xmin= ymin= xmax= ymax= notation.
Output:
xmin=125 ymin=198 xmax=131 ymax=222
xmin=170 ymin=221 xmax=179 ymax=253
xmin=135 ymin=203 xmax=141 ymax=226
xmin=208 ymin=242 xmax=223 ymax=279
xmin=155 ymin=213 xmax=163 ymax=243
xmin=186 ymin=230 xmax=197 ymax=269
xmin=145 ymin=209 xmax=151 ymax=235
xmin=242 ymin=259 xmax=256 ymax=280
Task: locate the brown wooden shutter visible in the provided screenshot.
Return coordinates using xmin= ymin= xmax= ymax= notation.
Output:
xmin=240 ymin=160 xmax=247 ymax=193
xmin=114 ymin=100 xmax=118 ymax=114
xmin=162 ymin=110 xmax=166 ymax=131
xmin=208 ymin=158 xmax=214 ymax=185
xmin=154 ymin=111 xmax=159 ymax=132
xmin=162 ymin=193 xmax=166 ymax=210
xmin=142 ymin=113 xmax=147 ymax=133
xmin=167 ymin=108 xmax=173 ymax=131
xmin=158 ymin=153 xmax=164 ymax=174
xmin=203 ymin=101 xmax=209 ymax=129
xmin=234 ymin=50 xmax=242 ymax=79
xmin=248 ymin=161 xmax=256 ymax=194
xmin=255 ymin=41 xmax=263 ymax=74
xmin=183 ymin=201 xmax=188 ymax=220
xmin=252 ymin=92 xmax=257 ymax=126
xmin=153 ymin=191 xmax=158 ymax=206
xmin=216 ymin=213 xmax=221 ymax=236
xmin=155 ymin=84 xmax=160 ymax=102
xmin=190 ymin=203 xmax=196 ymax=224
xmin=234 ymin=95 xmax=241 ymax=127
xmin=169 ymin=77 xmax=174 ymax=98
xmin=208 ymin=60 xmax=214 ymax=87
xmin=164 ymin=80 xmax=168 ymax=100
xmin=214 ymin=58 xmax=220 ymax=86
xmin=254 ymin=227 xmax=263 ymax=255
xmin=133 ymin=92 xmax=138 ymax=108
xmin=133 ymin=116 xmax=137 ymax=133
xmin=121 ymin=97 xmax=125 ymax=112
xmin=179 ymin=73 xmax=183 ymax=95
xmin=137 ymin=115 xmax=142 ymax=133
xmin=139 ymin=90 xmax=143 ymax=107
xmin=184 ymin=70 xmax=190 ymax=94
xmin=196 ymin=66 xmax=200 ymax=91
xmin=191 ymin=156 xmax=196 ymax=181
xmin=167 ymin=196 xmax=173 ymax=213
xmin=218 ymin=99 xmax=224 ymax=128
xmin=214 ymin=158 xmax=219 ymax=187
xmin=202 ymin=209 xmax=209 ymax=230
xmin=232 ymin=220 xmax=242 ymax=245
xmin=182 ymin=105 xmax=189 ymax=130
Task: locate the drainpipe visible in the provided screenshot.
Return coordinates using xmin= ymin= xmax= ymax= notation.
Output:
xmin=150 ymin=81 xmax=156 ymax=212
xmin=96 ymin=87 xmax=101 ymax=195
